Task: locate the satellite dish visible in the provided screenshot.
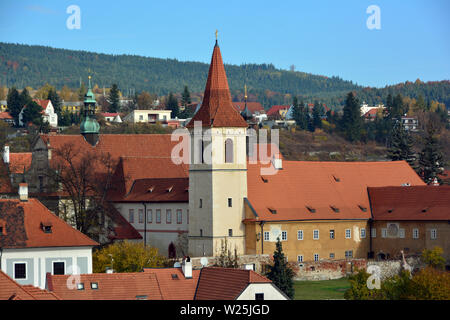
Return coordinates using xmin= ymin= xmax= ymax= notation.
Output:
xmin=173 ymin=262 xmax=181 ymax=268
xmin=200 ymin=257 xmax=208 ymax=267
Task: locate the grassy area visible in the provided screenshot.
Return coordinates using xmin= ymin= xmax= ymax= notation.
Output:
xmin=294 ymin=278 xmax=350 ymax=300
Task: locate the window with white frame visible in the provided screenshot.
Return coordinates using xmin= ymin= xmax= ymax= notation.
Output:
xmin=313 ymin=229 xmax=319 ymax=240
xmin=14 ymin=262 xmax=27 ymax=280
xmin=138 ymin=209 xmax=144 ymax=224
xmin=176 ymin=209 xmax=182 ymax=224
xmin=330 ymin=253 xmax=335 ymax=259
xmin=166 ymin=209 xmax=172 ymax=224
xmin=431 ymin=229 xmax=437 ymax=240
xmin=281 ymin=231 xmax=287 ymax=241
xmin=371 ymin=228 xmax=376 ymax=238
xmin=360 ymin=228 xmax=366 ymax=238
xmin=399 ymin=228 xmax=405 ymax=238
xmin=264 ymin=231 xmax=270 ymax=241
xmin=412 ymin=228 xmax=419 ymax=239
xmin=314 ymin=253 xmax=319 ymax=262
xmin=297 ymin=255 xmax=303 ymax=263
xmin=330 ymin=229 xmax=335 ymax=239
xmin=381 ymin=228 xmax=387 ymax=238
xmin=156 ymin=209 xmax=161 ymax=223
xmin=297 ymin=230 xmax=303 ymax=240
xmin=345 ymin=250 xmax=353 ymax=258
xmin=147 ymin=209 xmax=152 ymax=223
xmin=345 ymin=229 xmax=351 ymax=239
xmin=129 ymin=209 xmax=134 ymax=223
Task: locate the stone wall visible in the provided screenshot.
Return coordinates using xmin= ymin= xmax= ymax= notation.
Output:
xmin=189 ymin=254 xmax=271 ymax=273
xmin=367 ymin=256 xmax=425 ymax=280
xmin=294 ymin=259 xmax=367 ymax=281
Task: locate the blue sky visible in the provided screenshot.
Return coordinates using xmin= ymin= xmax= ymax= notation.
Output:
xmin=0 ymin=0 xmax=449 ymax=88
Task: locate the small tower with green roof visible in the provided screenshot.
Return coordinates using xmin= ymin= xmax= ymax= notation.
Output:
xmin=80 ymin=75 xmax=100 ymax=146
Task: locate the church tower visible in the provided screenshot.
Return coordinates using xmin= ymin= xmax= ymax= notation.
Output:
xmin=80 ymin=76 xmax=100 ymax=146
xmin=187 ymin=34 xmax=248 ymax=257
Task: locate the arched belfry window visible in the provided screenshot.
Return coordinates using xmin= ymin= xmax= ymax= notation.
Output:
xmin=225 ymin=138 xmax=234 ymax=163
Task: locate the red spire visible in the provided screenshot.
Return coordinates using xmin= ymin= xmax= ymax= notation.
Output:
xmin=187 ymin=42 xmax=247 ymax=128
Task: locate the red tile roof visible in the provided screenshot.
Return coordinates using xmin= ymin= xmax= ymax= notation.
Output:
xmin=0 ymin=271 xmax=59 ymax=300
xmin=47 ymin=268 xmax=200 ymax=300
xmin=46 ymin=267 xmax=272 ymax=300
xmin=186 ymin=42 xmax=247 ymax=128
xmin=194 ymin=267 xmax=271 ymax=300
xmin=0 ymin=111 xmax=13 ymax=119
xmin=9 ymin=152 xmax=32 ymax=174
xmin=232 ymin=102 xmax=265 ymax=114
xmin=143 ymin=268 xmax=201 ymax=300
xmin=0 ymin=160 xmax=14 ymax=194
xmin=119 ymin=178 xmax=189 ymax=203
xmin=105 ymin=203 xmax=142 ymax=240
xmin=0 ymin=198 xmax=99 ymax=248
xmin=368 ymin=185 xmax=450 ymax=221
xmin=245 ymin=161 xmax=425 ymax=222
xmin=267 ymin=105 xmax=290 ymax=117
xmin=107 ymin=156 xmax=188 ymax=201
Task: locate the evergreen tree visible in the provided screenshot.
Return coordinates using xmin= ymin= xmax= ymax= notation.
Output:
xmin=22 ymin=100 xmax=43 ymax=126
xmin=166 ymin=92 xmax=179 ymax=119
xmin=78 ymin=82 xmax=87 ymax=101
xmin=266 ymin=238 xmax=294 ymax=299
xmin=340 ymin=92 xmax=363 ymax=142
xmin=181 ymin=85 xmax=191 ymax=106
xmin=418 ymin=124 xmax=444 ymax=184
xmin=291 ymin=96 xmax=302 ymax=128
xmin=47 ymin=88 xmax=62 ymax=116
xmin=19 ymin=87 xmax=32 ymax=107
xmin=108 ymin=83 xmax=120 ymax=113
xmin=387 ymin=120 xmax=417 ymax=169
xmin=312 ymin=101 xmax=323 ymax=129
xmin=6 ymin=87 xmax=21 ymax=125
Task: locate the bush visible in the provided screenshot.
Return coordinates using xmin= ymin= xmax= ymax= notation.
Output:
xmin=421 ymin=247 xmax=446 ymax=270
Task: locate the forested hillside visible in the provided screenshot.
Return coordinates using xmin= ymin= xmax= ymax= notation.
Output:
xmin=0 ymin=42 xmax=448 ymax=109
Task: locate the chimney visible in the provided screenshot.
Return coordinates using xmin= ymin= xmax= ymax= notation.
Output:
xmin=3 ymin=144 xmax=9 ymax=164
xmin=19 ymin=183 xmax=28 ymax=201
xmin=182 ymin=256 xmax=192 ymax=279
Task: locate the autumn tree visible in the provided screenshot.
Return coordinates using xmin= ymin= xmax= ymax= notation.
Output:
xmin=47 ymin=142 xmax=119 ymax=240
xmin=137 ymin=91 xmax=155 ymax=109
xmin=93 ymin=241 xmax=167 ymax=273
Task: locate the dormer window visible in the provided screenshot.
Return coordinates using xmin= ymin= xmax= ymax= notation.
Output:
xmin=147 ymin=186 xmax=155 ymax=193
xmin=167 ymin=186 xmax=173 ymax=193
xmin=330 ymin=205 xmax=339 ymax=213
xmin=41 ymin=222 xmax=53 ymax=233
xmin=268 ymin=207 xmax=277 ymax=214
xmin=358 ymin=205 xmax=367 ymax=212
xmin=306 ymin=206 xmax=316 ymax=213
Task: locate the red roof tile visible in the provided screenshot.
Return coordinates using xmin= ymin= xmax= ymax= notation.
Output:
xmin=105 ymin=203 xmax=142 ymax=240
xmin=9 ymin=152 xmax=32 ymax=174
xmin=0 ymin=198 xmax=98 ymax=248
xmin=0 ymin=111 xmax=13 ymax=119
xmin=267 ymin=105 xmax=290 ymax=117
xmin=368 ymin=185 xmax=450 ymax=221
xmin=120 ymin=178 xmax=189 ymax=203
xmin=0 ymin=160 xmax=14 ymax=194
xmin=194 ymin=267 xmax=271 ymax=300
xmin=0 ymin=271 xmax=60 ymax=300
xmin=47 ymin=268 xmax=200 ymax=300
xmin=187 ymin=42 xmax=247 ymax=128
xmin=232 ymin=102 xmax=265 ymax=114
xmin=245 ymin=161 xmax=425 ymax=222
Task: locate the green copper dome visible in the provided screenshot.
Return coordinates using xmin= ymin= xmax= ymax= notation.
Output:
xmin=80 ymin=116 xmax=100 ymax=134
xmin=84 ymin=88 xmax=96 ymax=104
